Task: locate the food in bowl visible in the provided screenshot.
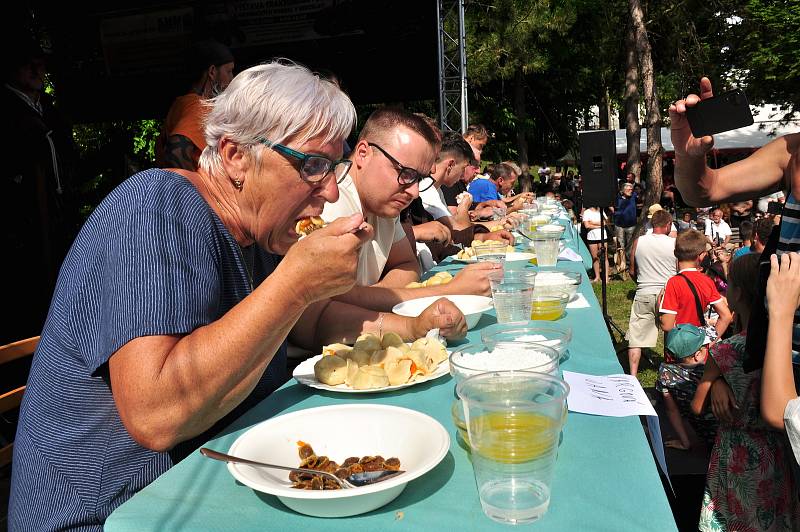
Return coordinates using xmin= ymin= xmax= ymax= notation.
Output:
xmin=295 ymin=216 xmax=325 ymax=237
xmin=530 ymin=291 xmax=570 ymax=321
xmin=290 ymin=441 xmax=401 ymax=490
xmin=480 ymin=322 xmax=573 ymax=362
xmin=224 ymin=404 xmax=450 ymax=518
xmin=533 ymin=270 xmax=581 ymax=299
xmin=449 ymin=341 xmax=560 ymax=384
xmin=313 ymin=333 xmax=448 ymax=389
xmin=405 ymin=271 xmax=453 ymax=288
xmin=392 ymin=295 xmax=493 ymax=330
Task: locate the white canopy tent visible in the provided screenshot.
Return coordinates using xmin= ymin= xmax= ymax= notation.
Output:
xmin=615 ymin=105 xmax=800 ymax=155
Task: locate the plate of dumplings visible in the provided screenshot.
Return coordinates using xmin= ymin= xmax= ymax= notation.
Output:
xmin=293 ymin=332 xmax=451 ymax=393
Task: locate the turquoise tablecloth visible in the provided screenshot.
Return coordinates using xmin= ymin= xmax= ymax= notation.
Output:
xmin=105 ymin=232 xmax=676 ymax=532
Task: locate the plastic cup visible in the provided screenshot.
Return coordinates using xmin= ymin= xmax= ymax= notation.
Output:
xmin=531 ymin=225 xmax=565 ymax=268
xmin=475 ymin=241 xmax=507 ymax=266
xmin=458 ymin=371 xmax=570 ymax=525
xmin=532 ymin=239 xmax=559 ymax=268
xmin=490 ymin=276 xmax=535 ymax=324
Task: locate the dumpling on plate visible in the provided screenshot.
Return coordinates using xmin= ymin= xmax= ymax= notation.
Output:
xmin=342 ymin=349 xmax=371 ymax=367
xmin=313 ymin=355 xmax=348 ymax=386
xmin=381 ymin=332 xmax=405 ymax=349
xmin=384 ymin=359 xmax=413 ymax=386
xmin=322 ymin=343 xmax=352 ymax=358
xmin=411 ymin=338 xmax=448 ymax=367
xmin=354 ymin=333 xmax=381 ymax=353
xmin=371 ymin=345 xmax=405 ymax=368
xmin=350 ymin=366 xmax=389 ymax=390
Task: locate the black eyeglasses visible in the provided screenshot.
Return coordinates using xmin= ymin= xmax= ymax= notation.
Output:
xmin=258 ymin=138 xmax=352 ymax=184
xmin=367 ymin=142 xmax=434 ymax=192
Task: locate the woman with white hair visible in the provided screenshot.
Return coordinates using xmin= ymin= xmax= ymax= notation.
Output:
xmin=8 ymin=61 xmax=466 ymax=531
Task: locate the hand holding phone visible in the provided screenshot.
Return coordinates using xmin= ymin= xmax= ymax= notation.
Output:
xmin=686 ymin=89 xmax=754 ymax=138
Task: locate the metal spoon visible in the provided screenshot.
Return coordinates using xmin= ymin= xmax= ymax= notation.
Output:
xmin=199 ymin=448 xmax=404 ymax=489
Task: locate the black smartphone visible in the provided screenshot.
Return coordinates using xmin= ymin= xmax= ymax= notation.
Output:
xmin=767 ymin=201 xmax=783 ymax=215
xmin=686 ymin=89 xmax=754 ymax=137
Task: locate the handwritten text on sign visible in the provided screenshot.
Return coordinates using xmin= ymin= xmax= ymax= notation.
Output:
xmin=562 ymin=371 xmax=657 ymax=417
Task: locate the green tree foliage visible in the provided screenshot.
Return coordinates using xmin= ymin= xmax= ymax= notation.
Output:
xmin=733 ymin=0 xmax=800 ymax=119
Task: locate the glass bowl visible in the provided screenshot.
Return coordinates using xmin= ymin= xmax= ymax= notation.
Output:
xmin=480 ymin=322 xmax=572 ymax=363
xmin=529 ymin=291 xmax=570 ymax=321
xmin=449 ymin=341 xmax=560 ymax=386
xmin=533 ymin=270 xmax=582 ymax=300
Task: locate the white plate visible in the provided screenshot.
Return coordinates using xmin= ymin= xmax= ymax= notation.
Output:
xmin=226 ymin=404 xmax=450 ymax=517
xmin=453 ymin=251 xmax=534 ymax=263
xmin=293 ymin=352 xmax=450 ymax=393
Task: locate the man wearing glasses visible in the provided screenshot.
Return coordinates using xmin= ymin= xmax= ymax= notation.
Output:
xmin=320 ymin=108 xmax=497 ymax=311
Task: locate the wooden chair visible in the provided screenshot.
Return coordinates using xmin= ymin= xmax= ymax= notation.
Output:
xmin=0 ymin=336 xmax=39 ymax=468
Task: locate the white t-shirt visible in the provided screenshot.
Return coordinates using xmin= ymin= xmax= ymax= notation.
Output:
xmin=784 ymin=398 xmax=800 ymax=465
xmin=634 ymin=233 xmax=677 ymax=295
xmin=704 ymin=219 xmax=732 ymax=243
xmin=419 ymin=182 xmax=450 ymax=220
xmin=321 ymin=174 xmax=406 ymax=286
xmin=583 ymin=208 xmax=604 ymax=241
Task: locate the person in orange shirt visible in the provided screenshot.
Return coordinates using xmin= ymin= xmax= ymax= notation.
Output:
xmin=157 ymin=40 xmax=234 ymax=170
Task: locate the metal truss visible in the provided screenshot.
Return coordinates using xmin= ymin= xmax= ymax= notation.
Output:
xmin=436 ymin=0 xmax=468 ymax=134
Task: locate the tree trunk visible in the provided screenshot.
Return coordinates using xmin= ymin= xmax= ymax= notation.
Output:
xmin=599 ymin=88 xmax=609 ymax=130
xmin=629 ymin=0 xmax=663 ymax=228
xmin=513 ymin=67 xmax=533 ymax=192
xmin=624 ymin=20 xmax=642 ymax=183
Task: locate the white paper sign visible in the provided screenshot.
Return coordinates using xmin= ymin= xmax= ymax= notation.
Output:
xmin=562 ymin=371 xmax=670 ymax=490
xmin=566 ymin=293 xmax=591 ymax=309
xmin=563 ymin=371 xmax=656 ymax=417
xmin=558 ymin=248 xmax=583 ymax=262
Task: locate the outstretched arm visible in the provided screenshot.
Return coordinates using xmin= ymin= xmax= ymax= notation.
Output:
xmin=670 ymin=77 xmax=797 ymax=206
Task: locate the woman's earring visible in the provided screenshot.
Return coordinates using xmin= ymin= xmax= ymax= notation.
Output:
xmin=233 ymin=179 xmax=243 ymax=190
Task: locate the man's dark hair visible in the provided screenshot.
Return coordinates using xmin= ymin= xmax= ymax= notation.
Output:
xmin=437 ymin=132 xmax=473 ymax=162
xmin=489 ymin=163 xmax=515 ymax=182
xmin=739 ymin=220 xmax=753 ymax=242
xmin=186 ymin=40 xmax=234 ymax=79
xmin=650 ymin=210 xmax=673 ymax=229
xmin=753 ymin=217 xmax=774 ymax=244
xmin=358 ymin=107 xmax=440 ymax=149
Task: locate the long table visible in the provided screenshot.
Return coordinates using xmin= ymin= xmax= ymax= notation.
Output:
xmin=105 ymin=225 xmax=677 ymax=532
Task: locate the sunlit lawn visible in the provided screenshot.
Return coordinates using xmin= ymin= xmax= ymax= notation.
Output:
xmin=591 ymin=277 xmax=664 ymax=388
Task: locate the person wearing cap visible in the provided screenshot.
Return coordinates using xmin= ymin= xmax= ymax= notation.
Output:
xmin=645 ymin=203 xmax=678 ymax=237
xmin=656 ymin=323 xmax=715 ymax=450
xmin=156 ymin=40 xmax=235 ymax=170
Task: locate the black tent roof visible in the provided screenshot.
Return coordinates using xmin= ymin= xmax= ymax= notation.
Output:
xmin=13 ymin=1 xmax=438 ymax=122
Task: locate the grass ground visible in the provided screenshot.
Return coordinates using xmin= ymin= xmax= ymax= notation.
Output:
xmin=591 ymin=277 xmax=665 ymax=388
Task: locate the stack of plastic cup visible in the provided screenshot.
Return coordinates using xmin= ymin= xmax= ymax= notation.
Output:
xmin=458 ymin=371 xmax=570 ymax=525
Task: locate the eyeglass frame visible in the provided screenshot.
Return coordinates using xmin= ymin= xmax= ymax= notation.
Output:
xmin=257 ymin=138 xmax=352 ymax=184
xmin=366 ymin=142 xmax=434 ymax=192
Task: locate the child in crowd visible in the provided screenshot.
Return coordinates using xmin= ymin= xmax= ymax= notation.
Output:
xmin=660 ymin=230 xmax=733 ymax=357
xmin=692 ymin=253 xmax=800 ymax=531
xmin=656 ymin=324 xmax=718 ymax=450
xmin=761 ymin=252 xmax=800 ymax=464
